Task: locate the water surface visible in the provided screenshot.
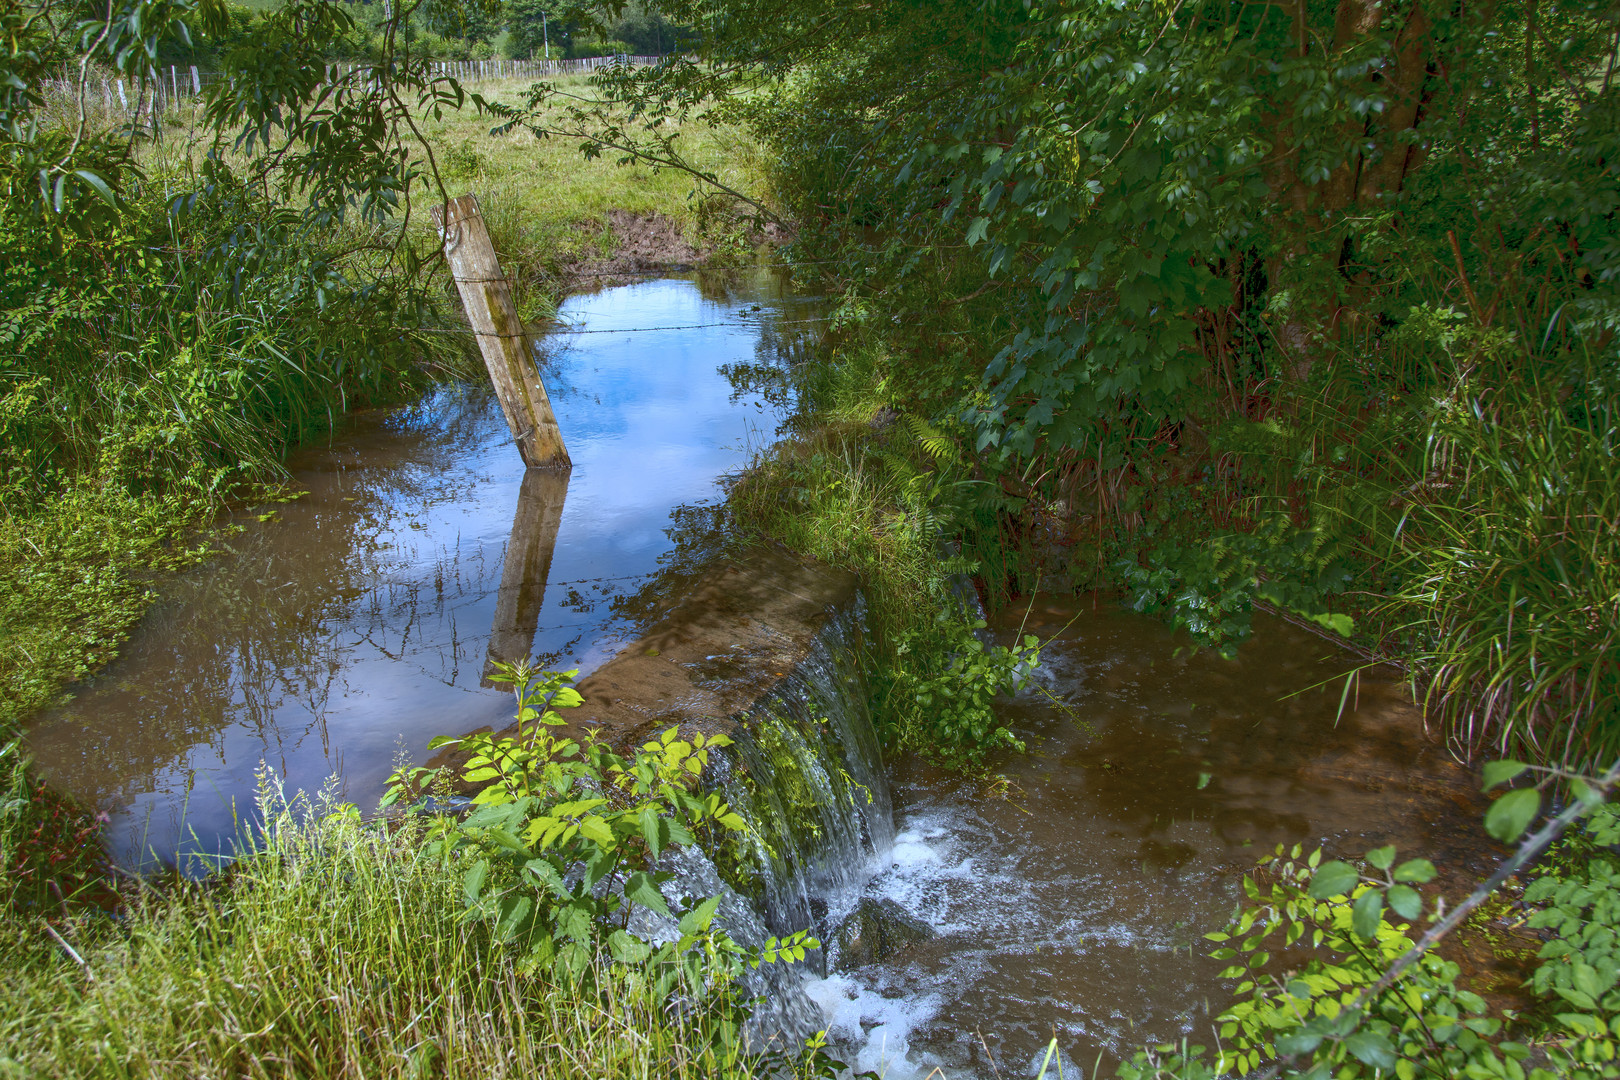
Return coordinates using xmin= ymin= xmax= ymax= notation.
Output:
xmin=28 ymin=272 xmax=814 ymax=871
xmin=809 ymin=601 xmax=1493 ymax=1079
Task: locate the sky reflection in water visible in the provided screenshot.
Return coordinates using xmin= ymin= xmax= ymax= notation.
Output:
xmin=27 ymin=273 xmax=814 ymax=872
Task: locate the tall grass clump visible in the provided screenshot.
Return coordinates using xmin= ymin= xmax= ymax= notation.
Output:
xmin=729 ymin=330 xmax=1039 ymax=766
xmin=1402 ymin=371 xmax=1619 ymax=770
xmin=0 ymin=773 xmax=799 ymax=1079
xmin=1203 ymin=288 xmax=1620 ymax=770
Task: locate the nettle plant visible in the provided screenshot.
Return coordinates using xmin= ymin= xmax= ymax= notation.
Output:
xmin=384 ymin=662 xmax=816 ymax=994
xmin=1114 ymin=759 xmax=1620 ymax=1080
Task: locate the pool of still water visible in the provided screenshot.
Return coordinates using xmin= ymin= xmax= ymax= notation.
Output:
xmin=27 ymin=272 xmax=815 ymax=871
xmin=806 ymin=600 xmax=1496 ymax=1079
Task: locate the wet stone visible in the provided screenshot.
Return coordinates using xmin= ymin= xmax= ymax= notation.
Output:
xmin=834 ymin=898 xmax=937 ymax=971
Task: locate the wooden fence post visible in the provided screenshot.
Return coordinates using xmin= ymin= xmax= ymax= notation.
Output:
xmin=432 ymin=194 xmax=570 ymax=469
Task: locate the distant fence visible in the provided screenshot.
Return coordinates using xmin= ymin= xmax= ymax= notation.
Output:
xmin=38 ymin=55 xmax=661 ymax=121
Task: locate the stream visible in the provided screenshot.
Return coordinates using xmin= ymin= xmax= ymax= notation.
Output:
xmin=801 ymin=602 xmax=1493 ymax=1077
xmin=25 ymin=274 xmax=1492 ymax=1078
xmin=27 ymin=270 xmax=814 ymax=872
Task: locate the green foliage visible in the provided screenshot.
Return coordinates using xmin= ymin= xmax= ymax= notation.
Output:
xmin=730 ymin=359 xmax=1042 ymax=765
xmin=1526 ymin=804 xmax=1620 ymax=1057
xmin=0 ymin=767 xmax=827 ymax=1079
xmin=1109 ymin=761 xmax=1620 ymax=1080
xmin=615 ymin=0 xmax=1620 ymax=769
xmin=881 ymin=613 xmax=1038 ymax=768
xmin=386 ymin=662 xmax=818 ymax=997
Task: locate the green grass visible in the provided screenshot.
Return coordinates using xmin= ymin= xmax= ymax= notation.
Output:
xmin=1369 ymin=360 xmax=1619 ymax=771
xmin=0 ymin=780 xmax=787 ymax=1079
xmin=412 ymin=74 xmax=767 ymax=230
xmin=408 ymin=73 xmax=771 ymax=320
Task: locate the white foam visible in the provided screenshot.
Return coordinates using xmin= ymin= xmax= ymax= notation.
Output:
xmin=802 ymin=972 xmax=944 ymax=1079
xmin=888 ymin=837 xmax=944 ymax=869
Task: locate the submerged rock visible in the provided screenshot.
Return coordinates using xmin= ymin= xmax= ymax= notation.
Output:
xmin=834 ymin=897 xmax=937 ymax=970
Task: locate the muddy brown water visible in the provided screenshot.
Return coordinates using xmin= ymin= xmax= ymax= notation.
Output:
xmin=807 ymin=599 xmax=1495 ymax=1078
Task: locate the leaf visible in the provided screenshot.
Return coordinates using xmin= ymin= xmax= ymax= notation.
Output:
xmin=555 ymin=902 xmax=593 ymax=941
xmin=607 ymin=928 xmax=652 ymax=964
xmin=524 ymin=858 xmax=567 ymax=899
xmin=577 ymin=815 xmax=616 ymax=849
xmin=462 ymin=860 xmax=489 ymax=905
xmin=639 ymin=804 xmax=665 ymax=861
xmin=625 ymin=871 xmax=671 ymax=917
xmin=525 ymin=932 xmax=555 ymax=970
xmin=679 ymin=895 xmax=721 ymax=935
xmin=1365 ymin=845 xmax=1396 ymax=870
xmin=1485 ymin=788 xmax=1541 ymax=843
xmin=1309 ymin=861 xmax=1360 ymax=899
xmin=1352 ymin=888 xmax=1384 ymax=940
xmin=1387 ymin=884 xmax=1422 ymax=921
xmin=1275 ymin=1031 xmax=1324 ymax=1055
xmin=73 ymin=169 xmax=117 ymax=207
xmin=1572 ymin=962 xmax=1605 ymax=1000
xmin=552 ymin=798 xmax=608 ymax=818
xmin=1481 ymin=760 xmax=1529 ymax=789
xmin=1393 ymin=859 xmax=1437 ymax=884
xmin=494 ymin=894 xmax=533 ymax=942
xmin=1555 ymin=1013 xmax=1605 ymax=1037
xmin=1343 ymin=1031 xmax=1396 ymax=1070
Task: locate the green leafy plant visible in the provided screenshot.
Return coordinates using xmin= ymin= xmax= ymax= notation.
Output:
xmin=384 ymin=661 xmax=818 ymax=992
xmin=1113 ymin=758 xmax=1620 ymax=1080
xmin=881 ymin=612 xmax=1040 ymax=767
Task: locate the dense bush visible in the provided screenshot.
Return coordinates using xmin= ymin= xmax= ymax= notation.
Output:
xmin=604 ymin=0 xmax=1620 ymax=769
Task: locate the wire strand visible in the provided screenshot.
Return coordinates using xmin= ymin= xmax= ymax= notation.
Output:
xmin=410 ymin=316 xmax=830 ymax=337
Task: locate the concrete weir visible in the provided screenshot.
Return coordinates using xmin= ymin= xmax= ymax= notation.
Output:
xmin=488 ymin=544 xmax=862 ymax=751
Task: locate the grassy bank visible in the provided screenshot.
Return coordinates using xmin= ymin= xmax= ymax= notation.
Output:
xmin=0 ymin=774 xmax=793 ymax=1079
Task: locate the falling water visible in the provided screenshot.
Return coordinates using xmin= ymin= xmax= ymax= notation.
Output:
xmin=714 ymin=597 xmax=895 ymax=943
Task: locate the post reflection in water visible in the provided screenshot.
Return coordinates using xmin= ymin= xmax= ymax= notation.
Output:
xmin=483 ymin=467 xmax=571 ymax=685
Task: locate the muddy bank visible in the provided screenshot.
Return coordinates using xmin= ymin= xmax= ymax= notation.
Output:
xmin=552 ymin=209 xmax=787 ymax=294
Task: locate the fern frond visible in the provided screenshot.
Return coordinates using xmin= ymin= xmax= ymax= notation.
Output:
xmin=905 ymin=414 xmax=957 ymax=462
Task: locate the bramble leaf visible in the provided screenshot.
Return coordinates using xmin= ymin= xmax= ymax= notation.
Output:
xmin=1309 ymin=861 xmax=1360 ymax=899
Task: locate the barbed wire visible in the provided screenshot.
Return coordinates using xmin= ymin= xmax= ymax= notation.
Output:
xmin=408 ymin=315 xmax=830 ymax=337
xmin=549 ymin=259 xmax=849 ymax=279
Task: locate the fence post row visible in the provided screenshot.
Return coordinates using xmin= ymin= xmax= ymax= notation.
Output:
xmin=54 ymin=55 xmax=657 ymax=117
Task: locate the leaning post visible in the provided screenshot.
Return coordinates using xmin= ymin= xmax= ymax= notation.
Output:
xmin=431 ymin=194 xmax=570 ymax=469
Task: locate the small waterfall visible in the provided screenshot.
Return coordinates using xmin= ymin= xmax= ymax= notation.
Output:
xmin=639 ymin=593 xmax=894 ymax=1049
xmin=712 ymin=596 xmax=894 ymax=948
